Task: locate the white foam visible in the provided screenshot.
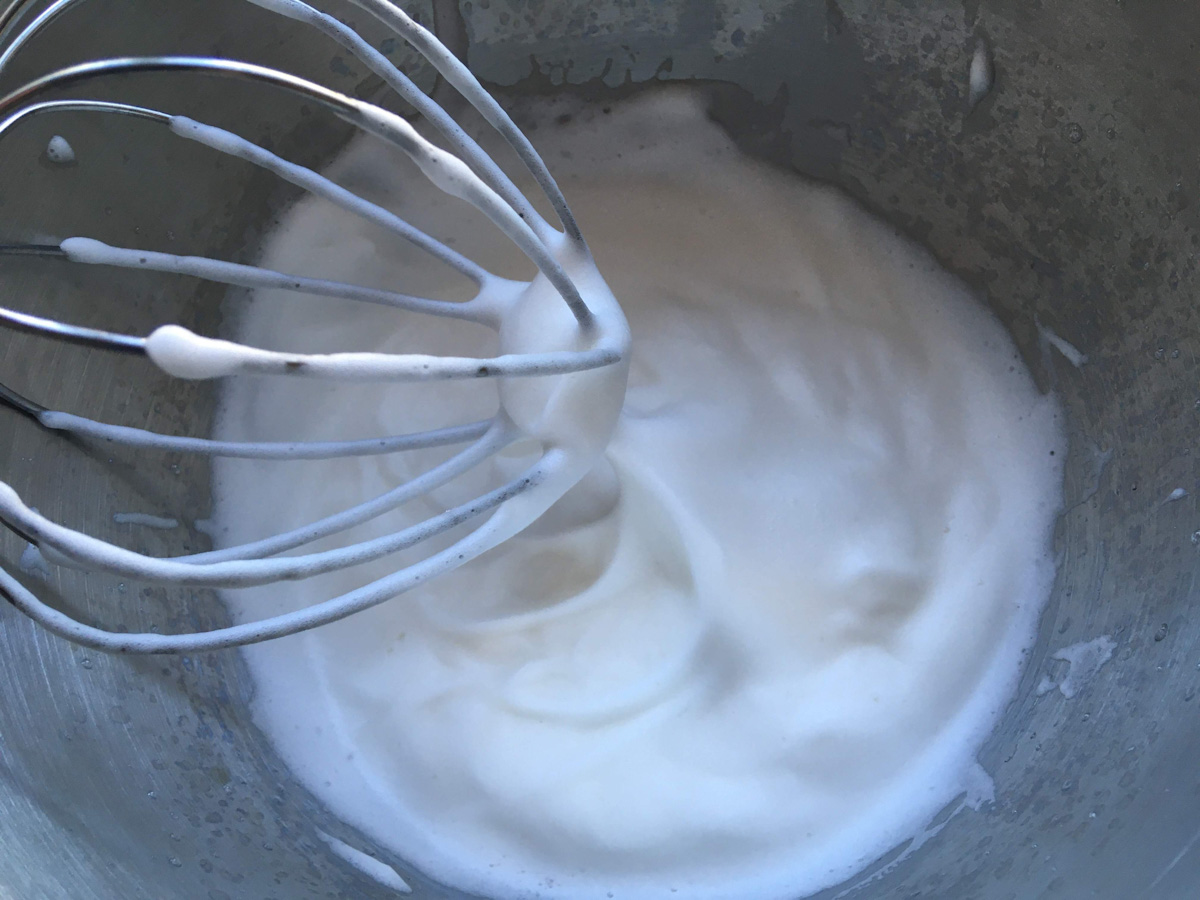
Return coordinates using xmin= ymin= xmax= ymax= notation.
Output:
xmin=45 ymin=135 xmax=75 ymax=164
xmin=18 ymin=542 xmax=50 ymax=580
xmin=317 ymin=830 xmax=411 ymax=894
xmin=1038 ymin=321 xmax=1088 ymax=368
xmin=213 ymin=88 xmax=1064 ymax=900
xmin=112 ymin=512 xmax=180 ymax=530
xmin=969 ymin=40 xmax=994 ymax=108
xmin=1050 ymin=636 xmax=1117 ymax=699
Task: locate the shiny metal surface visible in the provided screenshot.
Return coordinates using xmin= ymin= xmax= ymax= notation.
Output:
xmin=0 ymin=1 xmax=1197 ymax=898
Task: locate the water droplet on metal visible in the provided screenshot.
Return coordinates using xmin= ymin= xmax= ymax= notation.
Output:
xmin=1066 ymin=122 xmax=1084 ymax=143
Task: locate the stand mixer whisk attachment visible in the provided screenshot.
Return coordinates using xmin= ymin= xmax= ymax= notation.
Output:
xmin=0 ymin=0 xmax=631 ymax=653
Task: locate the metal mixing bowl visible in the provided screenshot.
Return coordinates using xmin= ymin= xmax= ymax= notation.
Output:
xmin=1 ymin=1 xmax=1197 ymax=897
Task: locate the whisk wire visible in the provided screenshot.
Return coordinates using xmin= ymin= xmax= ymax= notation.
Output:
xmin=0 ymin=462 xmax=542 ymax=653
xmin=61 ymin=237 xmax=491 ymax=322
xmin=247 ymin=0 xmax=564 ymax=243
xmin=173 ymin=420 xmax=517 ymax=564
xmin=0 ymin=300 xmax=148 ymax=352
xmin=0 ymin=55 xmax=597 ymax=328
xmin=168 ymin=114 xmax=494 ymax=286
xmin=0 ymin=0 xmax=579 ymax=244
xmin=32 ymin=409 xmax=493 ymax=461
xmin=0 ymin=98 xmax=494 ymax=286
xmin=0 ymin=0 xmax=628 ymax=654
xmin=1 ymin=461 xmax=527 ymax=587
xmin=346 ymin=0 xmax=584 ymax=241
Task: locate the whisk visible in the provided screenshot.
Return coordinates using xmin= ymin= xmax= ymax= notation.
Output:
xmin=0 ymin=0 xmax=631 ymax=653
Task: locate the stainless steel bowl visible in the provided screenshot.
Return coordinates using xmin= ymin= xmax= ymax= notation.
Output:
xmin=1 ymin=1 xmax=1197 ymax=897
